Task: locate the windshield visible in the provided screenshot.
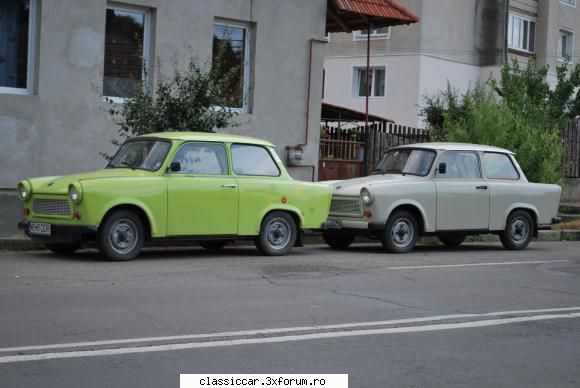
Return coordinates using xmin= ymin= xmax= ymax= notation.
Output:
xmin=371 ymin=148 xmax=436 ymax=177
xmin=107 ymin=140 xmax=171 ymax=171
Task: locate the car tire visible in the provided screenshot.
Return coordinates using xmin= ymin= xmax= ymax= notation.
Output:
xmin=255 ymin=211 xmax=297 ymax=256
xmin=322 ymin=230 xmax=355 ymax=249
xmin=98 ymin=210 xmax=144 ymax=261
xmin=438 ymin=235 xmax=466 ymax=247
xmin=500 ymin=210 xmax=534 ymax=250
xmin=381 ymin=210 xmax=418 ymax=253
xmin=199 ymin=240 xmax=230 ymax=251
xmin=45 ymin=242 xmax=82 ymax=255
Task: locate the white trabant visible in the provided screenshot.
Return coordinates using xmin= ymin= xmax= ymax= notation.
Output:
xmin=323 ymin=143 xmax=562 ymax=253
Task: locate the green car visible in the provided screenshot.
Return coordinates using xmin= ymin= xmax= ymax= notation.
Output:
xmin=17 ymin=132 xmax=332 ymax=260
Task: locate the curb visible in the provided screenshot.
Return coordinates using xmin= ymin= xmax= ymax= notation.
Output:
xmin=1 ymin=230 xmax=578 ymax=252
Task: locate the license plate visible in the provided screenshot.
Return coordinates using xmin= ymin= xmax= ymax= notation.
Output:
xmin=328 ymin=219 xmax=342 ymax=229
xmin=29 ymin=222 xmax=51 ymax=236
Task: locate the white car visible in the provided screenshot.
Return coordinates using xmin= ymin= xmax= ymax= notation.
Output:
xmin=323 ymin=143 xmax=562 ymax=253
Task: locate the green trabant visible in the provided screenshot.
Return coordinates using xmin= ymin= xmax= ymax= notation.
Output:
xmin=17 ymin=132 xmax=332 ymax=260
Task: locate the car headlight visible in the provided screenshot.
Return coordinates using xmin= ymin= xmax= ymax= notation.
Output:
xmin=360 ymin=187 xmax=374 ymax=205
xmin=17 ymin=181 xmax=31 ymax=201
xmin=68 ymin=183 xmax=83 ymax=204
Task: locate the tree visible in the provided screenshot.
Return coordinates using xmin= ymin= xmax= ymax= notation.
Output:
xmin=103 ymin=42 xmax=243 ymax=153
xmin=420 ymin=59 xmax=580 ymax=184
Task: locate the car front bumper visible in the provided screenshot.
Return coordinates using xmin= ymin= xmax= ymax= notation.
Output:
xmin=18 ymin=221 xmax=98 ymax=243
xmin=324 ymin=218 xmax=385 ymax=232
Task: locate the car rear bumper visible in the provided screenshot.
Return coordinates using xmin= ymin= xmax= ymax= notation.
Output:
xmin=18 ymin=221 xmax=97 ymax=243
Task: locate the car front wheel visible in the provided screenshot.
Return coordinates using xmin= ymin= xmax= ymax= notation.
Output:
xmin=98 ymin=210 xmax=144 ymax=261
xmin=256 ymin=211 xmax=297 ymax=256
xmin=500 ymin=210 xmax=533 ymax=250
xmin=382 ymin=210 xmax=418 ymax=253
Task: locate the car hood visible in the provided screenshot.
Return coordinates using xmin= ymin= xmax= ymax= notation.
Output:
xmin=330 ymin=174 xmax=423 ymax=196
xmin=27 ymin=168 xmax=155 ymax=195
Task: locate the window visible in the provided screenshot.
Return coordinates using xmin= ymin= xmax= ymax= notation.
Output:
xmin=213 ymin=21 xmax=251 ymax=111
xmin=372 ymin=149 xmax=436 ymax=177
xmin=436 ymin=151 xmax=481 ymax=179
xmin=231 ymin=144 xmax=280 ymax=176
xmin=170 ymin=143 xmax=229 ymax=175
xmin=558 ymin=29 xmax=574 ymax=62
xmin=108 ymin=140 xmax=171 ymax=171
xmin=353 ymin=67 xmax=385 ymax=98
xmin=353 ymin=27 xmax=391 ymax=40
xmin=508 ymin=14 xmax=536 ymax=53
xmin=103 ymin=5 xmax=151 ymax=99
xmin=560 ymin=0 xmax=576 ymax=7
xmin=483 ymin=153 xmax=519 ymax=180
xmin=0 ymin=0 xmax=37 ymax=94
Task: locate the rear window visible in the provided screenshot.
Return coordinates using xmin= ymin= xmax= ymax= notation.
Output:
xmin=231 ymin=144 xmax=280 ymax=177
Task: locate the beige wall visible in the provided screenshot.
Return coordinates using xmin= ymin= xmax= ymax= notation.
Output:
xmin=0 ymin=0 xmax=327 ymax=187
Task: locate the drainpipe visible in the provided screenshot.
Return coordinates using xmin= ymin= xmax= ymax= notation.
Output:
xmin=503 ymin=0 xmax=510 ymax=65
xmin=288 ymin=37 xmax=327 ymax=182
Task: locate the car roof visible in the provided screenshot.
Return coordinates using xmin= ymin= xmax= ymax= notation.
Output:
xmin=392 ymin=142 xmax=514 ymax=154
xmin=139 ymin=131 xmax=275 ymax=147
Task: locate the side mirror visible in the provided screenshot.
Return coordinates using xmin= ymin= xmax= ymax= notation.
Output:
xmin=437 ymin=162 xmax=446 ymax=175
xmin=169 ymin=162 xmax=181 ymax=172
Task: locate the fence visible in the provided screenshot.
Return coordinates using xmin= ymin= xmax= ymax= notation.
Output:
xmin=319 ymin=122 xmax=429 ymax=180
xmin=563 ymin=117 xmax=580 ymax=178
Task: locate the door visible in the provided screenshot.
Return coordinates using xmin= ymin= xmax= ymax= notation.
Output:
xmin=434 ymin=151 xmax=490 ymax=231
xmin=165 ymin=142 xmax=238 ymax=236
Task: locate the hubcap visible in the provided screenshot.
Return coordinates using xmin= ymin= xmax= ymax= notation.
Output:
xmin=510 ymin=217 xmax=529 ymax=244
xmin=109 ymin=219 xmax=138 ymax=255
xmin=266 ymin=218 xmax=291 ymax=250
xmin=391 ymin=218 xmax=413 ymax=248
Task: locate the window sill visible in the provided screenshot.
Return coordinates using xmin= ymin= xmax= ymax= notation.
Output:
xmin=508 ymin=48 xmax=536 ymax=58
xmin=0 ymin=87 xmax=35 ymax=96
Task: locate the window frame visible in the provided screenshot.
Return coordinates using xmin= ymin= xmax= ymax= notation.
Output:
xmin=353 ymin=27 xmax=391 ymax=41
xmin=230 ymin=143 xmax=281 ymax=177
xmin=557 ymin=28 xmax=575 ymax=63
xmin=103 ymin=3 xmax=152 ymax=102
xmin=482 ymin=152 xmax=521 ymax=181
xmin=212 ymin=20 xmax=252 ymax=113
xmin=560 ymin=0 xmax=576 ymax=8
xmin=434 ymin=151 xmax=483 ymax=180
xmin=0 ymin=0 xmax=38 ymax=95
xmin=507 ymin=13 xmax=536 ymax=54
xmin=352 ymin=66 xmax=386 ymax=99
xmin=168 ymin=141 xmax=230 ymax=176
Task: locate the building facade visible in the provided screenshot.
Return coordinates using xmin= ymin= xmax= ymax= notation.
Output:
xmin=323 ymin=0 xmax=580 ymax=128
xmin=0 ymin=0 xmax=327 ymax=236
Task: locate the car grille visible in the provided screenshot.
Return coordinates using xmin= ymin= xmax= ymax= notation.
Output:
xmin=32 ymin=199 xmax=71 ymax=216
xmin=330 ymin=198 xmax=362 ymax=216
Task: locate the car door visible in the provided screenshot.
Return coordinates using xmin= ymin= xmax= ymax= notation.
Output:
xmin=434 ymin=151 xmax=490 ymax=231
xmin=165 ymin=142 xmax=238 ymax=236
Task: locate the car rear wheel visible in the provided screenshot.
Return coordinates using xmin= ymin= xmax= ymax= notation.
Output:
xmin=45 ymin=242 xmax=82 ymax=255
xmin=382 ymin=210 xmax=418 ymax=253
xmin=500 ymin=210 xmax=533 ymax=250
xmin=255 ymin=211 xmax=297 ymax=256
xmin=322 ymin=230 xmax=355 ymax=249
xmin=98 ymin=210 xmax=144 ymax=261
xmin=438 ymin=235 xmax=466 ymax=247
xmin=199 ymin=240 xmax=230 ymax=251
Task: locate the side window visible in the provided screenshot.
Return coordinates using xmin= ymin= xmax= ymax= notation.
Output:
xmin=436 ymin=151 xmax=481 ymax=179
xmin=483 ymin=153 xmax=519 ymax=180
xmin=231 ymin=144 xmax=280 ymax=176
xmin=171 ymin=143 xmax=228 ymax=175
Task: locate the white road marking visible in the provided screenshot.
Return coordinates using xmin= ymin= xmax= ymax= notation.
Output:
xmin=1 ymin=308 xmax=580 ymax=363
xmin=386 ymin=259 xmax=574 ymax=270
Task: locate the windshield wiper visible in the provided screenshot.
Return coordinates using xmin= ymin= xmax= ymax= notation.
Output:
xmin=370 ymin=168 xmax=384 ymax=175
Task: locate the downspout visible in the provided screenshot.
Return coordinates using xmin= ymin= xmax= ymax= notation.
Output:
xmin=503 ymin=0 xmax=509 ymax=65
xmin=289 ymin=37 xmax=327 ymax=181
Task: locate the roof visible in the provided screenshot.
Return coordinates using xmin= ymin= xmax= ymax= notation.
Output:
xmin=139 ymin=131 xmax=275 ymax=147
xmin=394 ymin=142 xmax=515 ymax=154
xmin=321 ymin=102 xmax=394 ymax=122
xmin=327 ymin=0 xmax=420 ymax=33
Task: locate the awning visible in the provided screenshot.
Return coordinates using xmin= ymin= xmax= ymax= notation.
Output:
xmin=327 ymin=0 xmax=420 ymax=33
xmin=321 ymin=102 xmax=394 ymax=123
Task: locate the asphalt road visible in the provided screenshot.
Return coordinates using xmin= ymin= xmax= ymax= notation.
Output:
xmin=0 ymin=241 xmax=579 ymax=388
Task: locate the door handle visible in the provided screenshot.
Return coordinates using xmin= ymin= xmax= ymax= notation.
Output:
xmin=221 ymin=184 xmax=237 ymax=189
xmin=476 ymin=185 xmax=488 ymax=190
